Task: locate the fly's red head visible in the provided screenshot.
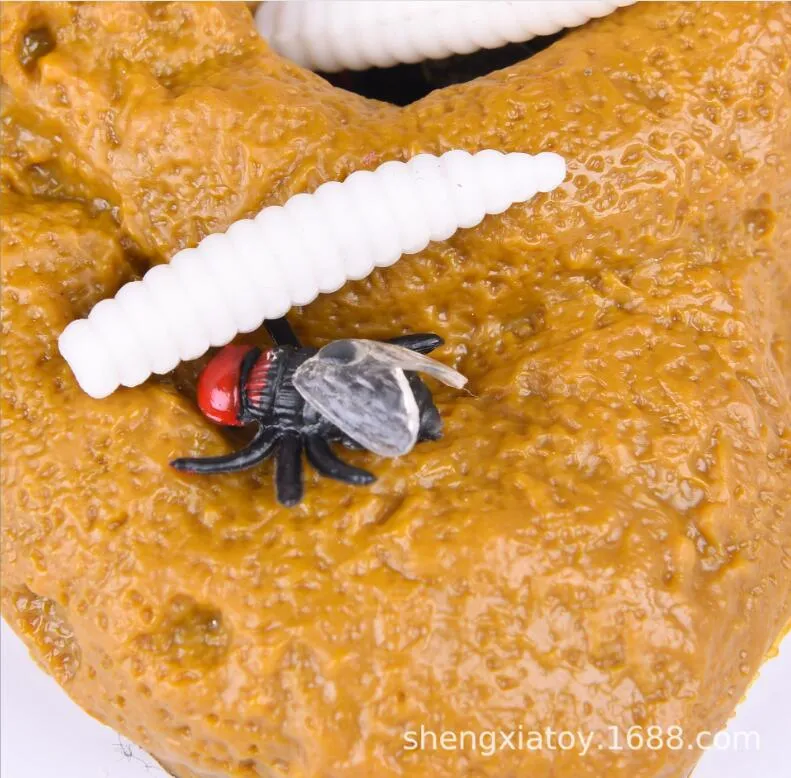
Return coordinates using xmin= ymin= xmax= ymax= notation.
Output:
xmin=197 ymin=344 xmax=256 ymax=427
xmin=197 ymin=344 xmax=279 ymax=426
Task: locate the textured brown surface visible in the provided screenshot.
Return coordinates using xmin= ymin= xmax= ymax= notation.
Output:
xmin=2 ymin=3 xmax=791 ymax=777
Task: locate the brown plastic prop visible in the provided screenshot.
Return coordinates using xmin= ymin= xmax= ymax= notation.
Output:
xmin=1 ymin=3 xmax=790 ymax=778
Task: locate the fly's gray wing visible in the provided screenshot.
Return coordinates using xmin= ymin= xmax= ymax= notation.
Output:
xmin=361 ymin=340 xmax=467 ymax=389
xmin=293 ymin=339 xmax=466 ymax=458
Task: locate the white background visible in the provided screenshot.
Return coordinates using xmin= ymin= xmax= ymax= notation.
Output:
xmin=1 ymin=618 xmax=789 ymax=777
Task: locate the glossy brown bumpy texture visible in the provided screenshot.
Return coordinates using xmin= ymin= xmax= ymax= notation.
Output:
xmin=2 ymin=3 xmax=790 ymax=777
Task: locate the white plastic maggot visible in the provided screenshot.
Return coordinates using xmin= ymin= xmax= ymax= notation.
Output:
xmin=59 ymin=149 xmax=566 ymax=399
xmin=256 ymin=0 xmax=637 ymax=72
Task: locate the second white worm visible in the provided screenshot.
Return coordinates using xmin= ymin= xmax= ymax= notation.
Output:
xmin=256 ymin=0 xmax=638 ymax=73
xmin=59 ymin=149 xmax=566 ymax=399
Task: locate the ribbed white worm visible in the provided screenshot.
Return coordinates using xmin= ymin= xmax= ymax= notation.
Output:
xmin=59 ymin=149 xmax=566 ymax=399
xmin=256 ymin=0 xmax=637 ymax=73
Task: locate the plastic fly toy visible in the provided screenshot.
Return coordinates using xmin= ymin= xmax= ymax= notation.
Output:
xmin=171 ymin=319 xmax=466 ymax=506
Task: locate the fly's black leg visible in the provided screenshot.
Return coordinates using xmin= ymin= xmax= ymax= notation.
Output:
xmin=266 ymin=318 xmax=301 ymax=348
xmin=386 ymin=333 xmax=443 ymax=354
xmin=305 ymin=436 xmax=376 ymax=485
xmin=171 ymin=426 xmax=279 ymax=474
xmin=275 ymin=433 xmax=304 ymax=506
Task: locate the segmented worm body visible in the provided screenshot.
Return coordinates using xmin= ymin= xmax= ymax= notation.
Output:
xmin=256 ymin=0 xmax=637 ymax=72
xmin=59 ymin=149 xmax=566 ymax=399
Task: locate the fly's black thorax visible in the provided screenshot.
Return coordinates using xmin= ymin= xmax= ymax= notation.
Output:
xmin=239 ymin=346 xmax=317 ymax=431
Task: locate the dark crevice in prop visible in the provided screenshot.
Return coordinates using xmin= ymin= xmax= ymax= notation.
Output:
xmin=18 ymin=25 xmax=55 ymax=70
xmin=322 ymin=34 xmax=567 ymax=106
